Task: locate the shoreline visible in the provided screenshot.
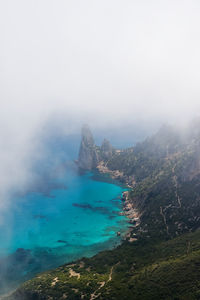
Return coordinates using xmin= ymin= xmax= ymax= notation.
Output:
xmin=0 ymin=166 xmax=133 ymax=298
xmin=1 ymin=165 xmax=139 ymax=299
xmin=95 ymin=163 xmax=140 ymax=243
xmin=120 ymin=191 xmax=140 ymax=242
xmin=96 ymin=161 xmax=135 ymax=188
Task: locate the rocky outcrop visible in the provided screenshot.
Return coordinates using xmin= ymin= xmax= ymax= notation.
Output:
xmin=100 ymin=139 xmax=114 ymax=160
xmin=78 ymin=125 xmax=116 ymax=170
xmin=78 ymin=125 xmax=99 ymax=170
xmin=77 ymin=125 xmax=135 ymax=186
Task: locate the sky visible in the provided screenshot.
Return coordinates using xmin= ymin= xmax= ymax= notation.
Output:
xmin=1 ymin=0 xmax=200 ymax=204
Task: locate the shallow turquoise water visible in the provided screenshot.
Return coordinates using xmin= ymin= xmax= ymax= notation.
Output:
xmin=0 ymin=164 xmax=128 ymax=294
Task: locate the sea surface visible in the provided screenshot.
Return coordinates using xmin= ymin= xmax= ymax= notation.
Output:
xmin=0 ymin=162 xmax=129 ymax=295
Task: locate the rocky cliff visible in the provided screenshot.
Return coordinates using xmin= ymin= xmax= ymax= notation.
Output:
xmin=78 ymin=125 xmax=115 ymax=170
xmin=100 ymin=138 xmax=114 ymax=160
xmin=78 ymin=124 xmax=99 ymax=170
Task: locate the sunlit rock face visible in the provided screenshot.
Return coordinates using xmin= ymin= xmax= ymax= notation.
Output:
xmin=78 ymin=125 xmax=99 ymax=170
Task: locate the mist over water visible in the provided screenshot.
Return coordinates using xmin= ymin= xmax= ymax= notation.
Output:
xmin=1 ymin=0 xmax=200 ymax=210
xmin=0 ymin=131 xmax=129 ymax=295
xmin=1 ymin=0 xmax=200 ymax=296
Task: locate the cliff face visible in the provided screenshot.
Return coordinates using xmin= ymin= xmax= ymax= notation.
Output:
xmin=78 ymin=125 xmax=115 ymax=170
xmin=78 ymin=125 xmax=99 ymax=170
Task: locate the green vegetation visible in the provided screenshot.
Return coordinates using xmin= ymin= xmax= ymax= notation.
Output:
xmin=9 ymin=231 xmax=200 ymax=299
xmin=107 ymin=124 xmax=200 ymax=239
xmin=7 ymin=123 xmax=200 ymax=299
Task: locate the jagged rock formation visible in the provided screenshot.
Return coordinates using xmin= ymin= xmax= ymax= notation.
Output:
xmin=78 ymin=125 xmax=99 ymax=170
xmin=78 ymin=125 xmax=115 ymax=170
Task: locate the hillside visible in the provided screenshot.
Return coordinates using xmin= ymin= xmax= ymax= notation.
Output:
xmin=106 ymin=122 xmax=200 ymax=239
xmin=7 ymin=231 xmax=200 ymax=300
xmin=7 ymin=122 xmax=200 ymax=299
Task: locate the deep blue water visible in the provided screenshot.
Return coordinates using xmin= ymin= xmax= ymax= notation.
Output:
xmin=0 ymin=162 xmax=128 ymax=295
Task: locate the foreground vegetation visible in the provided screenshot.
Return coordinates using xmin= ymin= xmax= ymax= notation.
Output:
xmin=8 ymin=230 xmax=200 ymax=299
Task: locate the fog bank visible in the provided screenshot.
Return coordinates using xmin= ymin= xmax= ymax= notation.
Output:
xmin=0 ymin=0 xmax=200 ymax=206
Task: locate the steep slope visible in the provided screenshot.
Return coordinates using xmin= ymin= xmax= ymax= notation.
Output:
xmin=78 ymin=124 xmax=99 ymax=170
xmin=105 ymin=124 xmax=200 ymax=239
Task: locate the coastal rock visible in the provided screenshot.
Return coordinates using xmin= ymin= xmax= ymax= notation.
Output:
xmin=78 ymin=125 xmax=116 ymax=170
xmin=78 ymin=124 xmax=99 ymax=170
xmin=100 ymin=138 xmax=114 ymax=160
xmin=122 ymin=191 xmax=129 ymax=201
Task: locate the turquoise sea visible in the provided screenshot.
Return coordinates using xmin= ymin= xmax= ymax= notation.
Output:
xmin=0 ymin=161 xmax=128 ymax=295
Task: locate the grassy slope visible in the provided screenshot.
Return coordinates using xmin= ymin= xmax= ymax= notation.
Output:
xmin=9 ymin=230 xmax=200 ymax=299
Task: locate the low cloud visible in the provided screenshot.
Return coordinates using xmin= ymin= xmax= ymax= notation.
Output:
xmin=0 ymin=0 xmax=200 ymax=206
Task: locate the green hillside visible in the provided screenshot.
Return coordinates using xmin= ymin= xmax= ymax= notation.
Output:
xmin=9 ymin=231 xmax=200 ymax=299
xmin=7 ymin=122 xmax=200 ymax=299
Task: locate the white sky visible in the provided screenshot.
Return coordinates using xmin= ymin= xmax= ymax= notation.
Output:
xmin=0 ymin=0 xmax=200 ymax=203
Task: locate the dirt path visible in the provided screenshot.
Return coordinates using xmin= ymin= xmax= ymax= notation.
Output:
xmin=90 ymin=282 xmax=105 ymax=300
xmin=90 ymin=265 xmax=117 ymax=300
xmin=172 ymin=165 xmax=182 ymax=208
xmin=69 ymin=268 xmax=80 ymax=279
xmin=108 ymin=266 xmax=114 ymax=282
xmin=160 ymin=206 xmax=169 ymax=235
xmin=159 ymin=164 xmax=183 ymax=236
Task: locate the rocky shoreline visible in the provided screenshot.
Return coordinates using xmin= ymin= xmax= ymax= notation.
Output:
xmin=96 ymin=161 xmax=135 ymax=188
xmin=96 ymin=163 xmax=140 ymax=243
xmin=120 ymin=191 xmax=140 ymax=242
xmin=77 ymin=125 xmax=140 ymax=243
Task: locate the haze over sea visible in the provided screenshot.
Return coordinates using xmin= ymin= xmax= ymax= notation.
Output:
xmin=0 ymin=132 xmax=129 ymax=296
